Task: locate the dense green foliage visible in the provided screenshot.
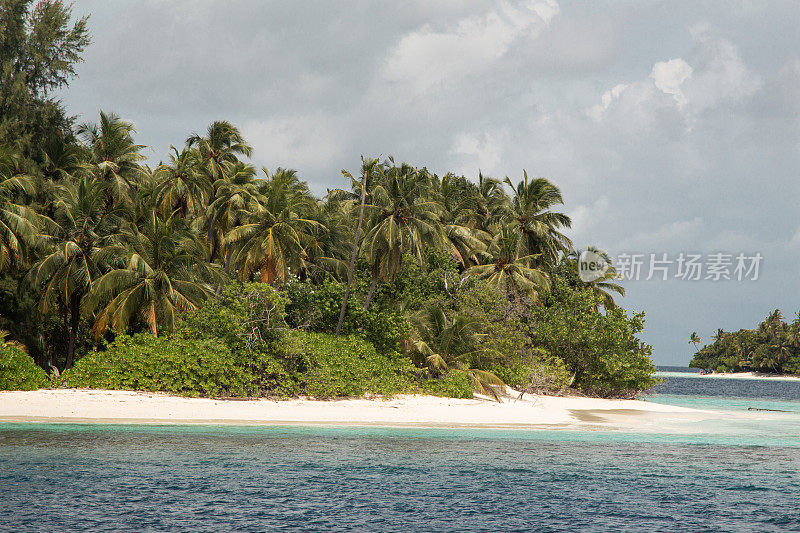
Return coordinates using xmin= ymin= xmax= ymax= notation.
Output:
xmin=61 ymin=333 xmax=254 ymax=397
xmin=690 ymin=310 xmax=800 ymax=375
xmin=0 ymin=342 xmax=49 ymax=390
xmin=0 ymin=3 xmax=658 ymax=399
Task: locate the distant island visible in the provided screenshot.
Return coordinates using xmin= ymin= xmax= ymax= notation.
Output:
xmin=689 ymin=309 xmax=800 ymax=376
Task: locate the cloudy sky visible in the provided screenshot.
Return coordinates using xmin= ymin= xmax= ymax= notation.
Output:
xmin=59 ymin=0 xmax=800 ymax=365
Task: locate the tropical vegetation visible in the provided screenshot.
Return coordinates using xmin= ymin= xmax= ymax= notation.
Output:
xmin=0 ymin=0 xmax=657 ymax=399
xmin=690 ymin=310 xmax=800 ymax=375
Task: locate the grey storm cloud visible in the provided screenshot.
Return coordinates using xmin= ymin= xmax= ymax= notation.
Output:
xmin=59 ymin=0 xmax=800 ymax=364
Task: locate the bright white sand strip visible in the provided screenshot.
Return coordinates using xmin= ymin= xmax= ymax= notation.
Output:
xmin=656 ymin=371 xmax=800 ymax=381
xmin=0 ymin=388 xmax=725 ymax=430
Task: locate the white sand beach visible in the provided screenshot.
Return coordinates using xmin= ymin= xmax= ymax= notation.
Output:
xmin=0 ymin=388 xmax=735 ymax=431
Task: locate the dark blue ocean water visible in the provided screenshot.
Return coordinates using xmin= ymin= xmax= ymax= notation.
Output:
xmin=3 ymin=370 xmax=800 ymax=532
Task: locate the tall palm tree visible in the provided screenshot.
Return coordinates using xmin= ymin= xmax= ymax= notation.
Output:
xmin=436 ymin=173 xmax=487 ymax=267
xmin=87 ymin=211 xmax=220 ymax=338
xmin=475 ymin=171 xmax=509 ymax=234
xmin=186 ymin=120 xmax=252 ymax=182
xmin=0 ymin=148 xmax=39 ymax=272
xmin=468 ymin=227 xmax=550 ymax=298
xmin=227 ymin=168 xmax=319 ymax=284
xmin=153 ymin=146 xmax=209 ymax=217
xmin=206 ymin=161 xmax=260 ymax=270
xmin=335 ymin=158 xmax=376 ymax=335
xmin=77 ymin=111 xmax=146 ymax=207
xmin=25 ymin=176 xmax=117 ymax=368
xmin=411 ymin=306 xmax=505 ymax=401
xmin=689 ymin=332 xmax=702 ymax=354
xmin=360 ymin=161 xmax=444 ymax=308
xmin=504 ymin=171 xmax=572 ymax=267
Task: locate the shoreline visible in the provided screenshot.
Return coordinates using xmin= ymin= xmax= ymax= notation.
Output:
xmin=0 ymin=388 xmax=735 ymax=431
xmin=657 ymin=370 xmax=800 ymax=381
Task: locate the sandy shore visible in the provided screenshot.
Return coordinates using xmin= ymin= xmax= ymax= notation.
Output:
xmin=656 ymin=371 xmax=800 ymax=381
xmin=0 ymin=388 xmax=732 ymax=431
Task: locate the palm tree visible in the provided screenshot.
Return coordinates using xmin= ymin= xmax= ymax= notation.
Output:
xmin=360 ymin=161 xmax=444 ymax=308
xmin=335 ymin=158 xmax=376 ymax=335
xmin=206 ymin=161 xmax=260 ymax=270
xmin=77 ymin=111 xmax=146 ymax=207
xmin=87 ymin=211 xmax=220 ymax=338
xmin=437 ymin=173 xmax=487 ymax=266
xmin=475 ymin=171 xmax=509 ymax=234
xmin=227 ymin=168 xmax=319 ymax=284
xmin=25 ymin=176 xmax=117 ymax=368
xmin=504 ymin=171 xmax=572 ymax=267
xmin=689 ymin=332 xmax=702 ymax=353
xmin=186 ymin=120 xmax=252 ymax=182
xmin=568 ymin=247 xmax=625 ymax=310
xmin=468 ymin=227 xmax=550 ymax=298
xmin=153 ymin=146 xmax=209 ymax=217
xmin=411 ymin=306 xmax=505 ymax=401
xmin=0 ymin=148 xmax=39 ymax=273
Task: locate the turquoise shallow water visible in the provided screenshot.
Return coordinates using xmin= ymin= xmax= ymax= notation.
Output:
xmin=3 ymin=370 xmax=800 ymax=532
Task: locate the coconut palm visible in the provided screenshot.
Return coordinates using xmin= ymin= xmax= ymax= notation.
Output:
xmin=25 ymin=176 xmax=118 ymax=368
xmin=0 ymin=148 xmax=39 ymax=272
xmin=87 ymin=211 xmax=220 ymax=338
xmin=360 ymin=161 xmax=444 ymax=308
xmin=77 ymin=111 xmax=146 ymax=206
xmin=689 ymin=332 xmax=702 ymax=353
xmin=153 ymin=146 xmax=209 ymax=217
xmin=567 ymin=247 xmax=626 ymax=310
xmin=475 ymin=171 xmax=509 ymax=234
xmin=411 ymin=306 xmax=505 ymax=401
xmin=186 ymin=120 xmax=252 ymax=182
xmin=468 ymin=227 xmax=550 ymax=298
xmin=227 ymin=168 xmax=319 ymax=284
xmin=504 ymin=171 xmax=572 ymax=267
xmin=206 ymin=161 xmax=261 ymax=269
xmin=436 ymin=173 xmax=487 ymax=267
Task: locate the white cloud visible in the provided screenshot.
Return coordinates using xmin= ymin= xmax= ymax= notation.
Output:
xmin=618 ymin=217 xmax=706 ymax=251
xmin=650 ymin=58 xmax=693 ymax=107
xmin=382 ymin=0 xmax=559 ymax=94
xmin=588 ymin=27 xmax=760 ymax=130
xmin=449 ymin=128 xmax=510 ymax=176
xmin=569 ymin=195 xmax=610 ymax=241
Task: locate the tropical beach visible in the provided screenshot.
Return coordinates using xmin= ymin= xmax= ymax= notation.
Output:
xmin=3 ymin=0 xmax=800 ymax=531
xmin=0 ymin=388 xmax=713 ymax=428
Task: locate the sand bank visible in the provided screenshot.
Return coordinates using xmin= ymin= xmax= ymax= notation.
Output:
xmin=0 ymin=388 xmax=738 ymax=431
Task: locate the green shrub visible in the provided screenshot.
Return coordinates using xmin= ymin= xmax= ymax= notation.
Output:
xmin=533 ymin=277 xmax=658 ymax=398
xmin=275 ymin=331 xmax=417 ymax=398
xmin=283 ymin=280 xmax=407 ymax=354
xmin=419 ymin=371 xmax=473 ymax=399
xmin=490 ymin=348 xmax=572 ymax=394
xmin=0 ymin=344 xmax=49 ymax=390
xmin=62 ymin=333 xmax=257 ymax=397
xmin=179 ymin=282 xmax=289 ymax=352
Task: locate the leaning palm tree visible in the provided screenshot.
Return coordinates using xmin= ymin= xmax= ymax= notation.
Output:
xmin=468 ymin=227 xmax=550 ymax=298
xmin=227 ymin=168 xmax=319 ymax=284
xmin=411 ymin=306 xmax=505 ymax=401
xmin=87 ymin=211 xmax=221 ymax=338
xmin=25 ymin=176 xmax=119 ymax=368
xmin=360 ymin=161 xmax=444 ymax=308
xmin=689 ymin=332 xmax=702 ymax=354
xmin=77 ymin=111 xmax=147 ymax=207
xmin=0 ymin=148 xmax=39 ymax=272
xmin=504 ymin=171 xmax=572 ymax=267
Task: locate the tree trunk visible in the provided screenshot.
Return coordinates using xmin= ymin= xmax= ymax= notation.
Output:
xmin=363 ymin=275 xmax=377 ymax=311
xmin=336 ymin=168 xmax=368 ymax=336
xmin=66 ymin=294 xmax=80 ymax=370
xmin=260 ymin=258 xmax=277 ymax=284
